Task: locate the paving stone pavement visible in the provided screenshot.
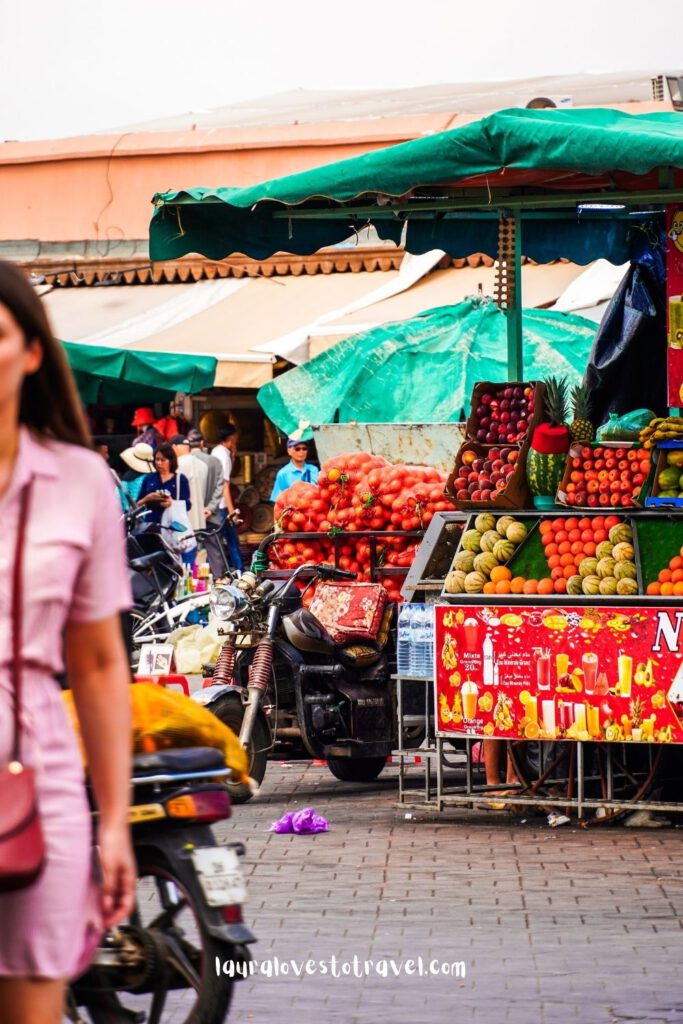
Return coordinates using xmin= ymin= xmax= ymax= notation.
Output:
xmin=203 ymin=762 xmax=683 ymax=1023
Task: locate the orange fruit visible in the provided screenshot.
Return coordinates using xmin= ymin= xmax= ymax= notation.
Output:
xmin=563 ymin=564 xmax=577 ymax=579
xmin=659 ymin=569 xmax=673 ymax=584
xmin=510 ymin=576 xmax=526 ymax=594
xmin=554 ymin=578 xmax=568 ymax=593
xmin=495 ymin=580 xmax=511 ymax=595
xmin=593 ymin=529 xmax=607 ymax=543
xmin=539 ymin=520 xmax=553 ymax=536
xmin=524 ymin=721 xmax=541 ymax=739
xmin=568 ymin=529 xmax=582 ymax=543
xmin=560 ymin=552 xmax=575 ymax=567
xmin=672 ymin=569 xmax=683 ymax=584
xmin=604 ymin=515 xmax=620 ymax=530
xmin=670 ymin=555 xmax=683 ymax=571
xmin=545 ymin=543 xmax=559 ymax=557
xmin=674 ymin=582 xmax=683 ymax=597
xmin=578 ymin=518 xmax=591 ymax=531
xmin=646 ymin=582 xmax=661 ymax=596
xmin=558 ymin=541 xmax=572 ymax=555
xmin=565 ymin=517 xmax=579 ymax=532
xmin=490 ymin=565 xmax=512 ymax=583
xmin=661 ymin=582 xmax=675 ymax=596
xmin=555 ymin=531 xmax=568 ymax=544
xmin=551 ymin=518 xmax=565 ymax=533
xmin=483 ymin=581 xmax=496 ymax=594
xmin=538 ymin=578 xmax=554 ymax=595
xmin=523 ymin=579 xmax=538 ymax=594
xmin=570 ymin=541 xmax=584 ymax=556
xmin=551 ymin=567 xmax=565 ymax=581
xmin=582 ymin=541 xmax=596 ymax=556
xmin=547 ymin=554 xmax=561 ymax=569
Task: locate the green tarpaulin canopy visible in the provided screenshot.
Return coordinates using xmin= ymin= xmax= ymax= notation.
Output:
xmin=150 ymin=108 xmax=683 ymax=264
xmin=257 ymin=299 xmax=597 ymax=434
xmin=62 ymin=341 xmax=217 ymax=404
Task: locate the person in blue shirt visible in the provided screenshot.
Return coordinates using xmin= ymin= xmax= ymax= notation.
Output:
xmin=270 ymin=438 xmax=320 ymax=500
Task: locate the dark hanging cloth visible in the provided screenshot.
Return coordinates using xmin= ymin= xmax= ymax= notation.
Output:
xmin=584 ymin=223 xmax=668 ymax=425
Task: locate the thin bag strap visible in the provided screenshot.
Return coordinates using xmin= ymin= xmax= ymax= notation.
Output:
xmin=10 ymin=484 xmax=31 ymax=765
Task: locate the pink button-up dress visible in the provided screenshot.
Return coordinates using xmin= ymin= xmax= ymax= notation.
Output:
xmin=0 ymin=427 xmax=132 ymax=979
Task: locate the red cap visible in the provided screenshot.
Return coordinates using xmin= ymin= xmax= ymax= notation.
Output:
xmin=531 ymin=423 xmax=570 ymax=455
xmin=131 ymin=406 xmax=155 ymax=428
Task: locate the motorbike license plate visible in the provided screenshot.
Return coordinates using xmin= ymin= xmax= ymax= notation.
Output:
xmin=191 ymin=846 xmax=247 ymax=907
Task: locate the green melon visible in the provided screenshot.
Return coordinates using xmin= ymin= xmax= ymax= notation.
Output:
xmin=461 ymin=530 xmax=483 ymax=553
xmin=474 ymin=552 xmax=499 ymax=576
xmin=526 ymin=449 xmax=567 ymax=498
xmin=444 ymin=570 xmax=467 ymax=594
xmin=567 ymin=575 xmax=584 ymax=595
xmin=496 ymin=515 xmax=516 ymax=537
xmin=453 ymin=550 xmax=476 ymax=573
xmin=614 ymin=560 xmax=637 ymax=581
xmin=595 ymin=541 xmax=614 ymax=560
xmin=474 ymin=513 xmax=496 ymax=534
xmin=464 ymin=571 xmax=486 ymax=594
xmin=480 ymin=530 xmax=502 ymax=553
xmin=599 ymin=576 xmax=618 ymax=595
xmin=608 ymin=523 xmax=632 ymax=545
xmin=493 ymin=539 xmax=515 ymax=563
xmin=597 ymin=557 xmax=616 ymax=579
xmin=612 ymin=542 xmax=635 ymax=563
xmin=579 ymin=557 xmax=599 ymax=578
xmin=506 ymin=521 xmax=528 ymax=545
xmin=582 ymin=575 xmax=601 ymax=595
xmin=616 ymin=577 xmax=638 ymax=596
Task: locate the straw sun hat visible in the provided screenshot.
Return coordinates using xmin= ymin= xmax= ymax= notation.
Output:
xmin=120 ymin=442 xmax=155 ymax=474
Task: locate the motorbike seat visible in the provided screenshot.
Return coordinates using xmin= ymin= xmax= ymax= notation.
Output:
xmin=282 ymin=608 xmax=336 ymax=655
xmin=130 ymin=550 xmax=167 ymax=572
xmin=132 ymin=746 xmax=226 ymax=776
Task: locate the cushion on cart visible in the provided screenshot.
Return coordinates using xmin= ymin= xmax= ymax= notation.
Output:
xmin=309 ymin=582 xmax=388 ymax=645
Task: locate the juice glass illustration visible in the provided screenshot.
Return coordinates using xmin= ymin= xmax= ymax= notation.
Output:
xmin=582 ymin=652 xmax=598 ymax=695
xmin=526 ymin=695 xmax=538 ymax=725
xmin=556 ymin=653 xmax=569 ymax=682
xmin=618 ymin=655 xmax=633 ymax=698
xmin=461 ymin=680 xmax=479 ymax=720
xmin=536 ymin=649 xmax=551 ymax=691
xmin=586 ymin=703 xmax=600 ymax=738
xmin=574 ymin=703 xmax=587 ymax=733
xmin=559 ymin=703 xmax=574 ymax=732
xmin=642 ymin=716 xmax=655 ymax=739
xmin=541 ymin=700 xmax=556 ymax=737
xmin=463 ymin=618 xmax=479 ymax=653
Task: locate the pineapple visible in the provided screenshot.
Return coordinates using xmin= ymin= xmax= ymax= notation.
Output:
xmin=544 ymin=376 xmax=569 ymax=428
xmin=629 ymin=696 xmax=644 ymax=728
xmin=570 ymin=383 xmax=594 ymax=443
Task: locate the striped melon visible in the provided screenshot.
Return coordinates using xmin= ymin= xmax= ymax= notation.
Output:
xmin=582 ymin=575 xmax=601 ymax=595
xmin=616 ymin=578 xmax=638 ymax=596
xmin=480 ymin=530 xmax=502 ymax=553
xmin=454 ymin=550 xmax=476 ymax=573
xmin=464 ymin=571 xmax=486 ymax=594
xmin=526 ymin=449 xmax=567 ymax=498
xmin=474 ymin=552 xmax=499 ymax=576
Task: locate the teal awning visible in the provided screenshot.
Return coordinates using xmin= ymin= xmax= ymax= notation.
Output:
xmin=150 ymin=108 xmax=683 ymax=264
xmin=62 ymin=340 xmax=217 ymax=404
xmin=257 ymin=298 xmax=598 ymax=434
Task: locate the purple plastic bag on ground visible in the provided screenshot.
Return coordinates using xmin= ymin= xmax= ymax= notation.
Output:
xmin=269 ymin=807 xmax=329 ymax=834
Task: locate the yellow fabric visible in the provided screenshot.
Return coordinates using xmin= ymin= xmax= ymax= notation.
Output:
xmin=62 ymin=683 xmax=249 ymax=784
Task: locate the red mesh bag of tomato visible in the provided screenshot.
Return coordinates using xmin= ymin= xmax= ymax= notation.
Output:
xmin=268 ymin=537 xmax=332 ymax=570
xmin=273 ymin=482 xmax=329 ymax=533
xmin=358 ymin=464 xmax=454 ymax=531
xmin=318 ymin=453 xmax=389 ymax=514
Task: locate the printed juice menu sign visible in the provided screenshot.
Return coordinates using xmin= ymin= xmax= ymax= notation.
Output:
xmin=435 ymin=604 xmax=683 ymax=744
xmin=666 ymin=203 xmax=683 ymax=407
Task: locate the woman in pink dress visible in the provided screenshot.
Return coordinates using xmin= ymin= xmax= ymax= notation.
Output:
xmin=0 ymin=261 xmax=135 ymax=1023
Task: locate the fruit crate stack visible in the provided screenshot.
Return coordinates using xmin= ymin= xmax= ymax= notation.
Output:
xmin=446 ymin=381 xmax=544 ymax=510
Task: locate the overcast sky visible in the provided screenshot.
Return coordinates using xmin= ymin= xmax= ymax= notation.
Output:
xmin=2 ymin=0 xmax=681 ymax=141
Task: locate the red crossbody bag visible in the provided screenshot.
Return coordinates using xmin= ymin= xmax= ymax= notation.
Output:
xmin=0 ymin=484 xmax=46 ymax=892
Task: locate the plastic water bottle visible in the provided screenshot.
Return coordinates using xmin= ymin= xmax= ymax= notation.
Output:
xmin=423 ymin=605 xmax=435 ymax=677
xmin=397 ymin=605 xmax=413 ymax=675
xmin=410 ymin=605 xmax=429 ymax=677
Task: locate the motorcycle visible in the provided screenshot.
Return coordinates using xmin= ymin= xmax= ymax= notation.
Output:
xmin=67 ymin=745 xmax=255 ymax=1024
xmin=194 ymin=535 xmax=405 ymax=800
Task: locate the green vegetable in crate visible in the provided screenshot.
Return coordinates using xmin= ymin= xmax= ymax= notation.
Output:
xmin=614 ymin=560 xmax=637 ymax=581
xmin=569 ymin=383 xmax=594 ymax=443
xmin=444 ymin=570 xmax=467 ymax=594
xmin=608 ymin=523 xmax=632 ymax=545
xmin=506 ymin=521 xmax=528 ymax=544
xmin=453 ymin=550 xmax=476 ymax=573
xmin=474 ymin=552 xmax=499 ymax=576
xmin=526 ymin=376 xmax=570 ymax=498
xmin=567 ymin=575 xmax=584 ymax=595
xmin=474 ymin=512 xmax=496 ymax=533
xmin=582 ymin=575 xmax=601 ymax=595
xmin=597 ymin=557 xmax=616 ymax=579
xmin=595 ymin=541 xmax=614 ymax=560
xmin=599 ymin=577 xmax=618 ymax=595
xmin=617 ymin=578 xmax=638 ymax=596
xmin=579 ymin=557 xmax=598 ymax=578
xmin=461 ymin=530 xmax=483 ymax=552
xmin=493 ymin=539 xmax=515 ymax=563
xmin=496 ymin=515 xmax=516 ymax=537
xmin=464 ymin=571 xmax=486 ymax=594
xmin=612 ymin=542 xmax=635 ymax=563
xmin=480 ymin=530 xmax=503 ymax=553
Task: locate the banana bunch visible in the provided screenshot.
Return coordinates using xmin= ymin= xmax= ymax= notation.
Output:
xmin=640 ymin=416 xmax=683 ymax=448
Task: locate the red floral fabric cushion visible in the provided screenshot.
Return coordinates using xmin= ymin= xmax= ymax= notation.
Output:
xmin=309 ymin=582 xmax=388 ymax=645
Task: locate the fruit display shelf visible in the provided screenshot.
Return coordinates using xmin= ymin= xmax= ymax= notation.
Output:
xmin=556 ymin=442 xmax=651 ymax=510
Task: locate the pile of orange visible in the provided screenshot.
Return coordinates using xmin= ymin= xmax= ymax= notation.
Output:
xmin=646 ymin=550 xmax=683 ymax=596
xmin=536 ymin=514 xmax=621 ymax=595
xmin=482 ymin=566 xmax=555 ymax=596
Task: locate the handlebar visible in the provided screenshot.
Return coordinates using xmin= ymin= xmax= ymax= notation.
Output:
xmin=317 ymin=564 xmax=357 ymax=581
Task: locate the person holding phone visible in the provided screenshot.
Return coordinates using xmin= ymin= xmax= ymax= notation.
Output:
xmin=0 ymin=261 xmax=134 ymax=1024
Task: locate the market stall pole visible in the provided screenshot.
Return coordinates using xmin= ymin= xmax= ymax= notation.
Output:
xmin=148 ymin=108 xmax=683 ymax=822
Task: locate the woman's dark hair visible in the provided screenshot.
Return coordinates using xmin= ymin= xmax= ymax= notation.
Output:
xmin=0 ymin=260 xmax=91 ymax=447
xmin=154 ymin=441 xmax=177 ymax=473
